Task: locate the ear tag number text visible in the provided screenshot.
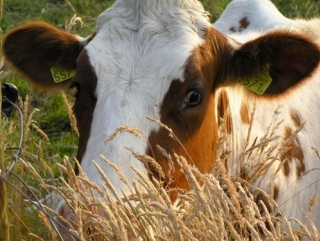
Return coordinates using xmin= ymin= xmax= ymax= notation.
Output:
xmin=238 ymin=66 xmax=272 ymax=95
xmin=50 ymin=67 xmax=76 ymax=83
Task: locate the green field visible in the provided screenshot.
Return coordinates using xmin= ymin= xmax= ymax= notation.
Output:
xmin=1 ymin=0 xmax=320 ymax=240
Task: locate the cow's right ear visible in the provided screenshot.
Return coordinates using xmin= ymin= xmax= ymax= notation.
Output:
xmin=3 ymin=22 xmax=84 ymax=90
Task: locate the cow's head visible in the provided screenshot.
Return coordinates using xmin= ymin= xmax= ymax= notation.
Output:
xmin=3 ymin=1 xmax=320 ymax=200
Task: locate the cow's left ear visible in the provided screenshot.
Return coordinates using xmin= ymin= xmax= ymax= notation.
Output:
xmin=229 ymin=30 xmax=320 ymax=95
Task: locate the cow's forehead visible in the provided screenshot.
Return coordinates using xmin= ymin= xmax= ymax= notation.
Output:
xmin=85 ymin=1 xmax=212 ymax=102
xmin=96 ymin=0 xmax=210 ymax=32
xmin=86 ymin=32 xmax=197 ymax=98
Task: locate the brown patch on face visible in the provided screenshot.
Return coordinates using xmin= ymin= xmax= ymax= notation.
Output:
xmin=217 ymin=90 xmax=232 ymax=134
xmin=280 ymin=127 xmax=305 ymax=177
xmin=147 ymin=80 xmax=218 ymax=200
xmin=146 ymin=27 xmax=233 ymax=200
xmin=290 ymin=111 xmax=301 ymax=128
xmin=71 ymin=50 xmax=97 ymax=172
xmin=239 ymin=17 xmax=250 ymax=31
xmin=240 ymin=103 xmax=250 ymax=124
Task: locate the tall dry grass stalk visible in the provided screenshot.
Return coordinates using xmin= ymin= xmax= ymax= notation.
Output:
xmin=61 ymin=91 xmax=79 ymax=137
xmin=16 ymin=111 xmax=317 ymax=241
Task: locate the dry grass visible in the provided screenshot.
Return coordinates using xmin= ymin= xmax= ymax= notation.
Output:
xmin=5 ymin=97 xmax=318 ymax=241
xmin=25 ymin=140 xmax=319 ymax=240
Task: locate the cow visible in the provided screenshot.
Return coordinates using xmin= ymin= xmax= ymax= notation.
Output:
xmin=213 ymin=0 xmax=295 ymax=34
xmin=3 ymin=0 xmax=320 ymax=238
xmin=213 ymin=0 xmax=320 ymax=41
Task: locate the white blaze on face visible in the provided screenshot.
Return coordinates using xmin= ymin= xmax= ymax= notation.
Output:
xmin=80 ymin=0 xmax=212 ymax=194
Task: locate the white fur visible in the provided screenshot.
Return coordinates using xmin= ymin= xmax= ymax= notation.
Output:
xmin=213 ymin=0 xmax=295 ymax=34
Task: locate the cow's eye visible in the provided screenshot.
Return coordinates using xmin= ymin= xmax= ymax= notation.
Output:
xmin=184 ymin=89 xmax=202 ymax=107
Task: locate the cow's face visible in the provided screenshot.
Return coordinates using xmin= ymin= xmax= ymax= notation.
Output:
xmin=72 ymin=8 xmax=220 ymax=195
xmin=3 ymin=2 xmax=320 ymax=199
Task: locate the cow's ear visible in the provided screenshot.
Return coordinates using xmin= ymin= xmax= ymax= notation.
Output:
xmin=229 ymin=31 xmax=320 ymax=96
xmin=3 ymin=22 xmax=84 ymax=90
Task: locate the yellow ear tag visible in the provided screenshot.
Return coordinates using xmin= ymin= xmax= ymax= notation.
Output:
xmin=238 ymin=65 xmax=272 ymax=95
xmin=50 ymin=67 xmax=76 ymax=83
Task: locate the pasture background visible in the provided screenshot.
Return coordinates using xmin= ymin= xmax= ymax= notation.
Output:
xmin=1 ymin=0 xmax=320 ymax=240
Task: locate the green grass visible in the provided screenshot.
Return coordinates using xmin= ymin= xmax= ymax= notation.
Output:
xmin=274 ymin=0 xmax=320 ymax=18
xmin=1 ymin=0 xmax=320 ymax=240
xmin=2 ymin=0 xmax=114 ymax=35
